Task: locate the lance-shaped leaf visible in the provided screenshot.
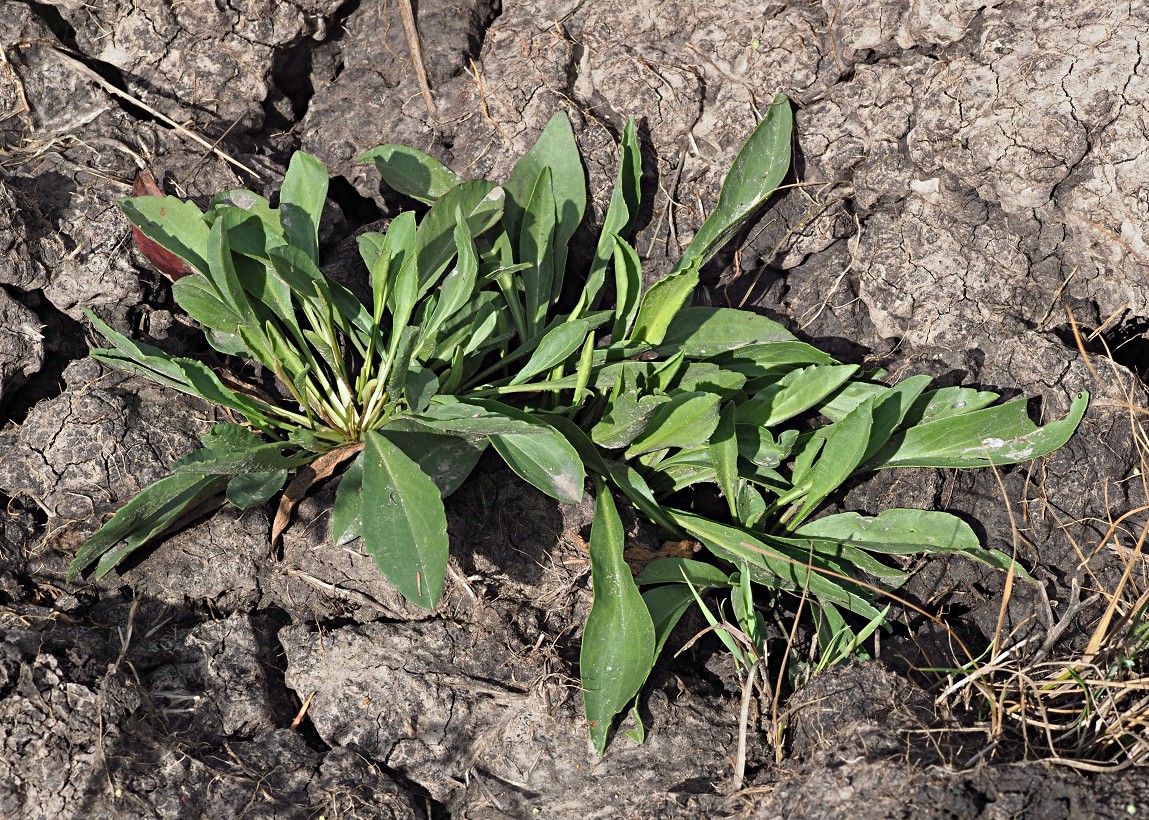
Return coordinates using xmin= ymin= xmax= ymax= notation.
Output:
xmin=227 ymin=470 xmax=289 ymax=509
xmin=610 ymin=235 xmax=643 ymax=340
xmin=572 ymin=117 xmax=642 ymax=319
xmin=675 ymin=95 xmax=793 ymax=274
xmin=279 ymin=151 xmax=329 ymax=264
xmin=667 ymin=509 xmax=884 ymax=620
xmin=409 ymin=180 xmax=504 ymax=297
xmin=457 ymin=399 xmax=586 ymax=504
xmin=642 ymin=585 xmax=697 ymax=662
xmin=788 ymin=397 xmax=875 ymax=525
xmin=358 ymin=144 xmax=463 ymax=203
xmin=713 ymin=341 xmax=834 ymax=377
xmin=656 ymin=307 xmax=796 ymax=359
xmin=331 ymin=452 xmax=364 ymax=546
xmin=711 ymin=402 xmax=739 ymax=517
xmin=629 ymin=266 xmax=699 ymax=346
xmin=67 ymin=472 xmax=227 ymax=581
xmin=508 ymin=319 xmax=591 ymax=385
xmin=793 ymin=509 xmax=1028 ymax=578
xmin=866 ymin=392 xmax=1090 ymax=470
xmin=625 ymin=391 xmax=722 ymax=459
xmin=581 ymin=480 xmax=656 ymax=756
xmin=360 ymin=430 xmax=449 ymax=609
xmin=629 ymin=97 xmax=792 ymax=345
xmin=504 ymin=111 xmax=586 ymax=283
xmin=736 ymin=364 xmax=859 ymax=428
xmin=120 ymin=195 xmax=211 ymax=276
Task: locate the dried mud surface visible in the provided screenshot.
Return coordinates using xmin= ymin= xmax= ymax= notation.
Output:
xmin=3 ymin=0 xmax=1149 ymax=816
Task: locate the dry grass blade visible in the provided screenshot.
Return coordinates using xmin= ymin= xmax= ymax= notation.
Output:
xmin=397 ymin=0 xmax=437 ymax=119
xmin=272 ymin=442 xmax=364 ymax=544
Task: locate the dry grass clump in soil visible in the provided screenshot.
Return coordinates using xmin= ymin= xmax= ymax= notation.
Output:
xmin=937 ymin=324 xmax=1149 ymax=771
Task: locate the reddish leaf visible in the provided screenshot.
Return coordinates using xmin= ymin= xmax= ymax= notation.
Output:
xmin=272 ymin=442 xmax=365 ymax=545
xmin=129 ymin=171 xmax=197 ymax=280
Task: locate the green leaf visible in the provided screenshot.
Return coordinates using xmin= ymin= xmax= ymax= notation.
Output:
xmin=86 ymin=310 xmax=281 ymax=432
xmin=675 ymin=94 xmax=793 ymax=274
xmin=504 ymin=111 xmax=586 ymax=285
xmin=670 ymin=363 xmax=747 ymax=397
xmin=625 ymin=392 xmax=722 ymax=458
xmin=656 ymin=307 xmax=797 ymax=358
xmin=904 ymin=386 xmax=1002 ymax=425
xmin=573 ymin=117 xmax=642 ymax=319
xmin=67 ymin=472 xmax=227 ymax=581
xmin=791 ymin=509 xmax=1016 ymax=572
xmin=713 ymin=341 xmax=834 ymax=377
xmin=404 ymin=367 xmax=439 ymax=414
xmin=279 ymin=151 xmax=329 ymax=264
xmin=418 ymin=208 xmax=479 ymax=356
xmin=592 ymin=391 xmax=670 ymax=451
xmin=518 ymin=165 xmax=557 ymax=332
xmin=215 ymin=205 xmax=287 ymax=259
xmin=209 ymin=188 xmax=281 ymax=234
xmin=546 ymin=415 xmax=611 ymax=476
xmin=737 ymin=425 xmax=797 ymax=469
xmin=378 ymin=424 xmax=487 ymax=498
xmin=867 ymin=392 xmax=1090 ymax=470
xmin=410 ymin=180 xmax=504 ymax=297
xmin=172 ymin=442 xmax=313 ymax=475
xmin=331 ymin=452 xmax=364 ymax=545
xmin=358 ymin=144 xmax=463 ymax=203
xmin=642 ymin=584 xmax=697 ymax=661
xmin=667 ymin=509 xmax=884 ymax=620
xmin=629 ymin=265 xmax=699 ymax=346
xmin=226 ymin=470 xmax=288 ymax=509
xmin=509 ymin=319 xmax=592 ymax=385
xmin=711 ymin=402 xmax=739 ymax=517
xmin=646 ymin=448 xmax=718 ymax=494
xmin=361 ymin=430 xmax=450 ymax=608
xmin=205 ymin=216 xmax=256 ymax=325
xmin=636 ymin=557 xmax=732 ymax=588
xmin=790 ymin=396 xmax=874 ymax=523
xmin=269 ymin=244 xmax=374 ymax=341
xmin=120 ymin=196 xmax=211 ymax=275
xmin=736 ymin=481 xmax=768 ymax=527
xmin=610 ymin=235 xmax=643 ymax=340
xmin=457 ymin=400 xmax=586 ymax=503
xmin=736 ymin=364 xmax=859 ymax=428
xmin=581 ymin=480 xmax=656 ymax=756
xmin=171 ymin=275 xmax=244 ymax=335
xmin=818 ymin=381 xmax=888 ymax=422
xmin=860 ymin=375 xmax=933 ymax=463
xmin=606 ymin=463 xmax=679 ymax=534
xmin=489 ymin=428 xmax=585 ymax=505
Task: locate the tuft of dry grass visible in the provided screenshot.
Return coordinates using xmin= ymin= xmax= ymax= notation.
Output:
xmin=935 ymin=312 xmax=1149 ymax=771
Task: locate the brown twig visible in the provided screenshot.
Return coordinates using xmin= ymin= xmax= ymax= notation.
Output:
xmin=397 ymin=0 xmax=437 ymax=120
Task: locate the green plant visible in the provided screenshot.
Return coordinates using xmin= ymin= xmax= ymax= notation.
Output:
xmin=70 ymin=95 xmax=1088 ymax=755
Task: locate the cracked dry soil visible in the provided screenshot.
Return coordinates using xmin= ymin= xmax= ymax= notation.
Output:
xmin=3 ymin=0 xmax=1149 ymax=817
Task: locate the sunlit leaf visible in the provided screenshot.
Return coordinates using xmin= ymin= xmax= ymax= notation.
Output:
xmin=582 ymin=480 xmax=656 ymax=756
xmin=361 ymin=430 xmax=449 ymax=608
xmin=358 ymin=144 xmax=463 ymax=203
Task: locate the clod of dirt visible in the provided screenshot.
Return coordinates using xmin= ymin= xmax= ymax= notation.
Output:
xmin=0 ymin=288 xmax=44 ymax=406
xmin=0 ymin=357 xmax=213 ymax=525
xmin=51 ymin=0 xmax=346 ymax=132
xmin=0 ymin=605 xmax=424 ymax=818
xmin=748 ymin=665 xmax=1149 ymax=820
xmin=281 ymin=616 xmax=742 ymax=817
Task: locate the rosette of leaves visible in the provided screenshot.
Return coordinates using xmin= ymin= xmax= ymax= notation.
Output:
xmin=69 ymin=95 xmax=1088 ymax=755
